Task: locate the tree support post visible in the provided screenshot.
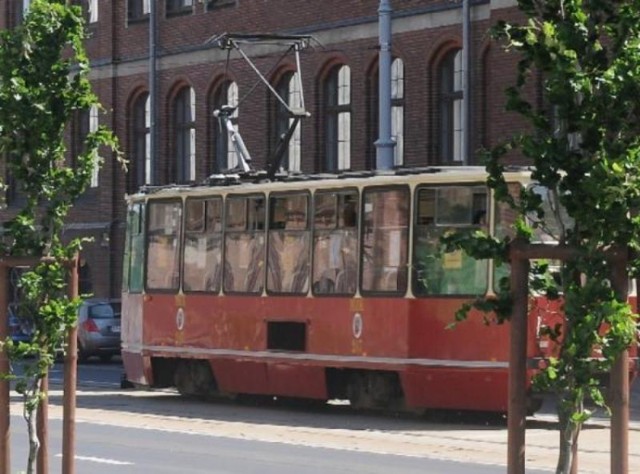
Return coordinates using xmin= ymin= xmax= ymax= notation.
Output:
xmin=62 ymin=256 xmax=78 ymax=474
xmin=37 ymin=374 xmax=48 ymax=474
xmin=610 ymin=252 xmax=629 ymax=474
xmin=507 ymin=244 xmax=529 ymax=474
xmin=0 ymin=265 xmax=9 ymax=474
xmin=0 ymin=258 xmax=44 ymax=474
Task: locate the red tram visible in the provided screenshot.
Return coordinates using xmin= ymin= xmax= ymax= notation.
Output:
xmin=121 ymin=167 xmax=561 ymax=413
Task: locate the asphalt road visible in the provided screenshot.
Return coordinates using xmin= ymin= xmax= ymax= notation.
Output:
xmin=9 ymin=416 xmax=551 ymax=474
xmin=4 ymin=359 xmax=640 ymax=473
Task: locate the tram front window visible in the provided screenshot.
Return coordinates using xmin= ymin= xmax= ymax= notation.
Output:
xmin=412 ymin=185 xmax=488 ymax=296
xmin=146 ymin=200 xmax=182 ymax=291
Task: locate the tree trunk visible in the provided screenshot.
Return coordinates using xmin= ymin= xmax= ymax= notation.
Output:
xmin=25 ymin=403 xmax=39 ymax=474
xmin=23 ymin=376 xmax=42 ymax=474
xmin=556 ymin=395 xmax=581 ymax=474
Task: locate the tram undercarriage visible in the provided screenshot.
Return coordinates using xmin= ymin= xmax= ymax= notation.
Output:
xmin=129 ymin=354 xmax=542 ymax=415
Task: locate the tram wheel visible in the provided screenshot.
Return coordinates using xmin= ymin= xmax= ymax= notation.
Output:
xmin=174 ymin=360 xmax=217 ymax=398
xmin=347 ymin=371 xmax=404 ymax=411
xmin=346 ymin=372 xmax=378 ymax=410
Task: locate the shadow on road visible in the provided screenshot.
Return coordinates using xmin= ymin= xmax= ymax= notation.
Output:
xmin=7 ymin=362 xmax=640 ymax=436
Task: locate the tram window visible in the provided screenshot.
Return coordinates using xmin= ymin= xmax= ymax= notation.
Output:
xmin=413 ymin=186 xmax=488 ymax=296
xmin=528 ymin=184 xmax=571 ymax=243
xmin=361 ymin=187 xmax=409 ymax=294
xmin=267 ymin=193 xmax=311 ymax=294
xmin=493 ymin=183 xmax=566 ymax=293
xmin=312 ymin=191 xmax=358 ymax=295
xmin=146 ymin=200 xmax=182 ymax=291
xmin=493 ymin=183 xmax=520 ymax=292
xmin=183 ymin=197 xmax=223 ymax=293
xmin=226 ymin=198 xmax=247 ymax=230
xmin=123 ymin=209 xmax=131 ymax=291
xmin=124 ymin=203 xmax=145 ymax=293
xmin=223 ymin=195 xmax=266 ymax=293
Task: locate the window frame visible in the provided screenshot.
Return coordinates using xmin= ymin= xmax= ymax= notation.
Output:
xmin=412 ymin=183 xmax=489 ymax=297
xmin=311 ymin=187 xmax=359 ymax=297
xmin=129 ymin=92 xmax=151 ymax=193
xmin=210 ymin=80 xmax=239 ymax=173
xmin=22 ymin=0 xmax=31 ymax=19
xmin=89 ymin=105 xmax=100 ymax=188
xmin=72 ymin=108 xmax=90 ymax=171
xmin=166 ymin=0 xmax=193 ymax=16
xmin=359 ymin=184 xmax=410 ymax=296
xmin=223 ymin=193 xmax=267 ymax=295
xmin=128 ymin=0 xmax=150 ymax=22
xmin=272 ymin=71 xmax=302 ymax=172
xmin=439 ymin=49 xmax=464 ymax=164
xmin=145 ymin=199 xmax=183 ymax=292
xmin=173 ymin=87 xmax=196 ymax=183
xmin=390 ymin=57 xmax=405 ymax=167
xmin=206 ymin=0 xmax=236 ymax=11
xmin=123 ymin=202 xmax=146 ymax=293
xmin=182 ymin=196 xmax=224 ymax=294
xmin=266 ymin=191 xmax=312 ymax=296
xmin=88 ymin=0 xmax=98 ymax=23
xmin=324 ymin=64 xmax=351 ymax=172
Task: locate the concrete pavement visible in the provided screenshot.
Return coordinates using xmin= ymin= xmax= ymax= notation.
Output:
xmin=7 ymin=380 xmax=640 ymax=473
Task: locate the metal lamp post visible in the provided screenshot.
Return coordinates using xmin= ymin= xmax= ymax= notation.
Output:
xmin=375 ymin=0 xmax=395 ymax=170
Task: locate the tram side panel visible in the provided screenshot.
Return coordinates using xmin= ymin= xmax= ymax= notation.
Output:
xmin=404 ymin=298 xmax=515 ymax=412
xmin=121 ymin=293 xmax=151 ymax=386
xmin=140 ymin=293 xmax=411 ymax=400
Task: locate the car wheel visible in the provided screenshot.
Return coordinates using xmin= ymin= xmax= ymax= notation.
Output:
xmin=77 ymin=342 xmax=88 ymax=363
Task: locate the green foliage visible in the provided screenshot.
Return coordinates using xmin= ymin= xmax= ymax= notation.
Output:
xmin=0 ymin=0 xmax=120 ymax=255
xmin=444 ymin=1 xmax=640 ymax=464
xmin=0 ymin=1 xmax=120 ymax=470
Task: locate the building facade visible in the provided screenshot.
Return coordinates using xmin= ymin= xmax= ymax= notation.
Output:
xmin=0 ymin=0 xmax=532 ymax=297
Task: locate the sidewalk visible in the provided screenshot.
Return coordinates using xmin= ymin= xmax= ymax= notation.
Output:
xmin=9 ymin=385 xmax=640 ymax=473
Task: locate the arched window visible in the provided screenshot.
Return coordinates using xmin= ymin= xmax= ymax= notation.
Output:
xmin=480 ymin=47 xmax=491 ymax=153
xmin=128 ymin=0 xmax=150 ymax=21
xmin=272 ymin=72 xmax=302 ymax=172
xmin=324 ymin=65 xmax=351 ymax=171
xmin=166 ymin=0 xmax=193 ymax=15
xmin=173 ymin=86 xmax=196 ymax=183
xmin=88 ymin=0 xmax=98 ymax=23
xmin=72 ymin=109 xmax=89 ymax=169
xmin=17 ymin=0 xmax=30 ymax=25
xmin=391 ymin=58 xmax=405 ymax=166
xmin=71 ymin=105 xmax=100 ymax=186
xmin=128 ymin=92 xmax=150 ymax=193
xmin=439 ymin=49 xmax=464 ymax=164
xmin=89 ymin=105 xmax=100 ymax=187
xmin=211 ymin=81 xmax=239 ymax=172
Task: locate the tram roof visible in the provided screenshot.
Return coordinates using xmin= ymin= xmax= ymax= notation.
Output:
xmin=126 ymin=166 xmax=535 ymax=202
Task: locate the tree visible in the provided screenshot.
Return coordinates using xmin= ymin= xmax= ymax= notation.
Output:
xmin=0 ymin=1 xmax=119 ymax=472
xmin=445 ymin=1 xmax=640 ymax=472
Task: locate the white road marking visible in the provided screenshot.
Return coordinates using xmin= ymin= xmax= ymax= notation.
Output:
xmin=55 ymin=453 xmax=134 ymax=466
xmin=48 ymin=379 xmax=120 ymax=389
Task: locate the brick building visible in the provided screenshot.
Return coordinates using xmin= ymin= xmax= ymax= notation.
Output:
xmin=0 ymin=0 xmax=530 ymax=298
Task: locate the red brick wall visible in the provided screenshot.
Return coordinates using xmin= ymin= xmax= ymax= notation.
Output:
xmin=0 ymin=0 xmax=537 ymax=297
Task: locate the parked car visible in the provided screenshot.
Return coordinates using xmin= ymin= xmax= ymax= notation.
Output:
xmin=7 ymin=302 xmax=34 ymax=344
xmin=77 ymin=299 xmax=121 ymax=362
